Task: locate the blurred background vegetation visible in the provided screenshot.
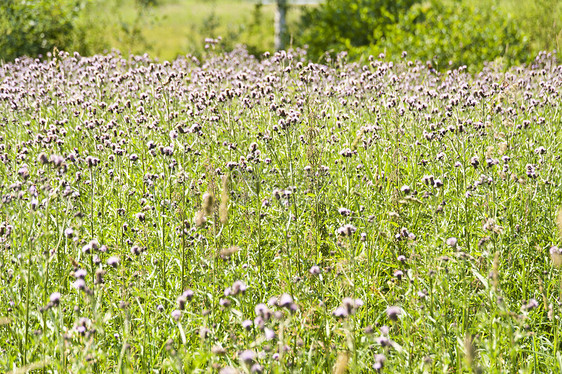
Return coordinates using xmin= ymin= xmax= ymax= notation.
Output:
xmin=0 ymin=0 xmax=561 ymax=71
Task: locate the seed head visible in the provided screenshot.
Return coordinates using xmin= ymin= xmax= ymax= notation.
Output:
xmin=202 ymin=191 xmax=215 ymax=216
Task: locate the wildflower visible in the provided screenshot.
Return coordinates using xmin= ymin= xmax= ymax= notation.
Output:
xmin=74 ymin=269 xmax=87 ymax=279
xmin=177 ymin=294 xmax=187 ymax=310
xmin=309 ymin=265 xmax=321 ymax=275
xmin=386 ymin=306 xmax=402 ymax=321
xmin=239 ymin=349 xmax=256 ymax=365
xmin=171 ymin=310 xmax=181 ymax=321
xmin=219 ymin=367 xmax=239 ymax=374
xmin=107 ymin=256 xmax=119 ymax=268
xmin=220 ymin=246 xmax=240 ymax=259
xmin=183 ymin=289 xmax=194 ymax=300
xmin=255 ymin=303 xmax=271 ymax=320
xmin=333 ymin=306 xmax=348 ymax=319
xmin=264 ymin=327 xmax=276 ymax=340
xmin=242 ymin=319 xmax=253 ymax=330
xmin=373 ymin=354 xmax=386 ymax=371
xmin=74 ymin=278 xmax=86 ymax=291
xmin=534 ymin=146 xmax=546 ymax=155
xmin=523 ymin=299 xmax=539 ymax=311
xmin=94 ymin=269 xmax=105 ymax=285
xmin=82 ymin=243 xmax=92 ymax=254
xmin=446 ymin=237 xmax=458 ymax=248
xmin=37 ymin=152 xmax=49 ymax=164
xmin=338 ymin=207 xmax=352 ymax=216
xmin=278 ymin=293 xmax=294 ymax=308
xmin=337 ymin=224 xmax=357 ymax=237
xmin=212 ymin=345 xmax=227 ymax=355
xmin=230 ymin=280 xmax=247 ymax=296
xmin=49 ymin=292 xmax=61 ymax=306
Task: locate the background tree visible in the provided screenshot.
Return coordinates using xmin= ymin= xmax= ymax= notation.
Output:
xmin=275 ymin=0 xmax=288 ymax=50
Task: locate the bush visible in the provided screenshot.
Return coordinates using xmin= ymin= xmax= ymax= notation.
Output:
xmin=298 ymin=0 xmax=531 ymax=70
xmin=298 ymin=0 xmax=421 ymax=61
xmin=375 ymin=0 xmax=532 ymax=70
xmin=0 ymin=0 xmax=86 ymax=61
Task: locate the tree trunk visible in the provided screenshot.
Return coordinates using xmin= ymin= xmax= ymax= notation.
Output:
xmin=274 ymin=0 xmax=288 ymax=51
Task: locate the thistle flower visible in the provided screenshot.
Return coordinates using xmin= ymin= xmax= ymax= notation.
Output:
xmin=211 ymin=345 xmax=227 ymax=355
xmin=278 ymin=293 xmax=294 ymax=308
xmin=74 ymin=269 xmax=87 ymax=279
xmin=373 ymin=354 xmax=386 ymax=371
xmin=523 ymin=299 xmax=539 ymax=311
xmin=386 ymin=306 xmax=402 ymax=321
xmin=171 ymin=310 xmax=181 ymax=321
xmin=107 ymin=256 xmax=119 ymax=268
xmin=242 ymin=319 xmax=253 ymax=330
xmin=309 ymin=265 xmax=321 ymax=275
xmin=446 ymin=237 xmax=458 ymax=248
xmin=74 ymin=278 xmax=86 ymax=291
xmin=239 ymin=349 xmax=256 ymax=365
xmin=337 ymin=224 xmax=357 ymax=237
xmin=37 ymin=152 xmax=49 ymax=164
xmin=49 ymin=292 xmax=61 ymax=306
xmin=177 ymin=294 xmax=187 ymax=310
xmin=338 ymin=207 xmax=352 ymax=216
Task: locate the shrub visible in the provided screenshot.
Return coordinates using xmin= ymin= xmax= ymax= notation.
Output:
xmin=298 ymin=0 xmax=421 ymax=61
xmin=375 ymin=0 xmax=532 ymax=70
xmin=0 ymin=0 xmax=85 ymax=61
xmin=298 ymin=0 xmax=531 ymax=71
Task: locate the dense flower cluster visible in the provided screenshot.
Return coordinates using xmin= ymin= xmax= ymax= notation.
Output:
xmin=0 ymin=48 xmax=561 ymax=371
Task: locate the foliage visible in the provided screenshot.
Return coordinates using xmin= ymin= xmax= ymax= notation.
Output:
xmin=298 ymin=0 xmax=531 ymax=70
xmin=298 ymin=0 xmax=421 ymax=61
xmin=0 ymin=0 xmax=84 ymax=61
xmin=364 ymin=0 xmax=532 ymax=71
xmin=502 ymin=0 xmax=561 ymax=54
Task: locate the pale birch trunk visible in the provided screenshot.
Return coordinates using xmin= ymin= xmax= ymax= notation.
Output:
xmin=274 ymin=0 xmax=288 ymax=51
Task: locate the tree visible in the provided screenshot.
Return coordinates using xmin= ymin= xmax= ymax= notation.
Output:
xmin=275 ymin=0 xmax=288 ymax=50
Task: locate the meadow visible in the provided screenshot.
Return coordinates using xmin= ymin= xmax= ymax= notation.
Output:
xmin=0 ymin=47 xmax=562 ymax=373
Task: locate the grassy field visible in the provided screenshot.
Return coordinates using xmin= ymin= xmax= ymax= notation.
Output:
xmin=0 ymin=47 xmax=561 ymax=372
xmin=89 ymin=0 xmax=307 ymax=61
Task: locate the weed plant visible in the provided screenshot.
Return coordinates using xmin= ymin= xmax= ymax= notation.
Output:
xmin=0 ymin=47 xmax=562 ymax=372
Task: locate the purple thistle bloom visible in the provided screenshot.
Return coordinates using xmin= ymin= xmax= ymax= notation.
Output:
xmin=386 ymin=306 xmax=402 ymax=321
xmin=278 ymin=293 xmax=294 ymax=308
xmin=239 ymin=349 xmax=256 ymax=365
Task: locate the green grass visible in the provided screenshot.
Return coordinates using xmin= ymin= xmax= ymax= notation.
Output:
xmin=0 ymin=48 xmax=561 ymax=372
xmin=88 ymin=0 xmax=306 ymax=60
